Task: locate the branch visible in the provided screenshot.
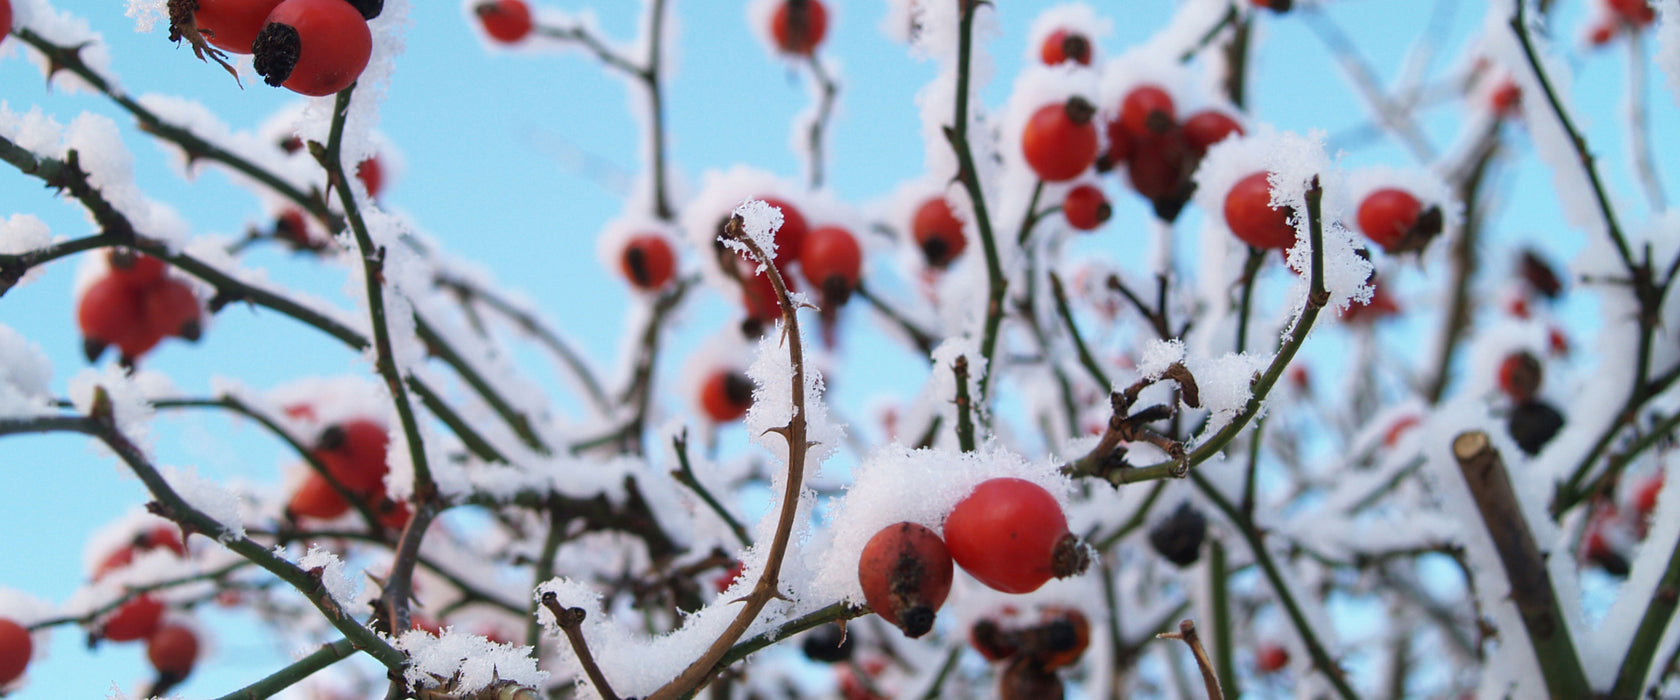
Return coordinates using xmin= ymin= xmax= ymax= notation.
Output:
xmin=2 ymin=401 xmax=405 ymax=669
xmin=1158 ymin=620 xmax=1224 ymax=700
xmin=1076 ymin=177 xmax=1330 ymax=486
xmin=212 ymin=638 xmax=357 ymax=700
xmin=433 ymin=273 xmax=611 ymax=414
xmin=943 ymin=1 xmax=1010 ymax=411
xmin=1452 ymin=431 xmax=1590 ymax=698
xmin=643 ymin=218 xmax=816 ymax=700
xmin=1508 ymin=1 xmax=1633 ymax=272
xmin=803 ymin=52 xmax=840 ymax=189
xmin=671 ymin=430 xmax=752 ymax=548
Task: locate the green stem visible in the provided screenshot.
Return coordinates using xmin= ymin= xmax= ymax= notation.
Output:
xmin=212 ymin=638 xmax=358 ymax=700
xmin=1190 ymin=471 xmax=1358 ymax=700
xmin=946 ymin=1 xmax=1009 ymax=412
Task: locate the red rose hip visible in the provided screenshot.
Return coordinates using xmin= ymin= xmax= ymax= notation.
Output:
xmin=912 ymin=196 xmax=967 ymax=268
xmin=771 ymin=0 xmax=828 ymax=56
xmin=1039 ymin=29 xmax=1090 ymax=66
xmin=252 ymin=0 xmax=373 ymax=97
xmin=943 ymin=477 xmax=1088 ymax=593
xmin=1223 ymin=171 xmax=1297 ymax=250
xmin=146 ymin=623 xmax=200 ymax=677
xmin=857 ymin=522 xmax=953 ymax=638
xmin=800 ymin=225 xmax=863 ymax=306
xmin=476 ymin=0 xmax=533 ymax=43
xmin=620 ymin=234 xmax=677 ymax=291
xmin=0 ymin=618 xmax=30 ymax=687
xmin=1022 ymin=97 xmax=1100 ymax=183
xmin=1061 ymin=184 xmax=1110 ymax=231
xmin=699 ymin=370 xmax=753 ymax=423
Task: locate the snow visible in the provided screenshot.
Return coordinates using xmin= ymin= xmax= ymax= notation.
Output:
xmin=1025 ymin=4 xmax=1111 ymax=67
xmin=1661 ymin=1 xmax=1680 ymax=102
xmin=396 ymin=627 xmax=548 ymax=693
xmin=726 ymin=198 xmax=784 ymax=269
xmin=1136 ymin=338 xmax=1186 ymax=381
xmin=123 ymin=0 xmax=165 ymax=33
xmin=808 ymin=444 xmax=1074 ymax=605
xmin=10 ymin=0 xmax=116 ymax=94
xmin=161 ymin=465 xmax=246 ymax=541
xmin=0 ymin=323 xmax=52 ymax=419
xmin=67 ymin=365 xmax=161 ymax=448
xmin=295 ymin=546 xmax=361 ymax=613
xmin=0 ymin=214 xmax=56 ymax=289
xmin=1186 ymin=351 xmax=1270 ymax=435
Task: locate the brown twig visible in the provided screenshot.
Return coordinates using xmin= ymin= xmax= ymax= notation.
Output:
xmin=1451 ymin=431 xmax=1589 ymax=698
xmin=1158 ymin=619 xmax=1224 ymax=700
xmin=642 ymin=216 xmax=815 ymax=700
xmin=541 ymin=594 xmax=622 ymax=700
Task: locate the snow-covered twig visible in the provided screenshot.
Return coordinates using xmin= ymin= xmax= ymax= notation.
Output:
xmin=1451 ymin=430 xmax=1590 ymax=698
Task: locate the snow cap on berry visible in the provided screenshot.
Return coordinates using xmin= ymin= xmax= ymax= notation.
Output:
xmin=1025 ymin=4 xmax=1111 ymax=67
xmin=808 ymin=443 xmax=1075 ymax=606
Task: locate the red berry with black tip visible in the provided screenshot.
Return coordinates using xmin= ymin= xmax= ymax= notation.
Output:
xmin=252 ymin=0 xmax=372 ymax=97
xmin=1118 ymin=84 xmax=1176 ymax=143
xmin=912 ymin=196 xmax=967 ymax=268
xmin=1039 ymin=29 xmax=1090 ymax=66
xmin=313 ymin=419 xmax=389 ymax=495
xmin=1023 ymin=97 xmax=1100 ymax=182
xmin=771 ymin=0 xmax=828 ymax=56
xmin=476 ymin=0 xmax=533 ymax=43
xmin=800 ymin=225 xmax=862 ymax=307
xmin=1356 ymin=188 xmax=1424 ymax=252
xmin=78 ymin=274 xmax=164 ymax=364
xmin=943 ymin=478 xmax=1089 ymax=594
xmin=620 ymin=234 xmax=677 ymax=291
xmin=1062 ymin=184 xmax=1110 ymax=231
xmin=700 ymin=370 xmax=754 ymax=423
xmin=858 ymin=522 xmax=953 ymax=638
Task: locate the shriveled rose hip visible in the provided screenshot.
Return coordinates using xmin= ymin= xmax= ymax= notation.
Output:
xmin=857 ymin=522 xmax=953 ymax=638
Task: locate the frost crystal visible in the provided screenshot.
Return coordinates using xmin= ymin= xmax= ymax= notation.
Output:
xmin=725 ymin=198 xmax=784 ymax=269
xmin=1137 ymin=339 xmax=1186 ymax=380
xmin=163 ymin=466 xmax=247 ymax=540
xmin=397 ymin=628 xmax=548 ymax=693
xmin=296 ymin=546 xmax=359 ymax=607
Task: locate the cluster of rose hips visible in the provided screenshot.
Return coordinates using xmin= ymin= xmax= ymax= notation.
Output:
xmin=285 ymin=416 xmax=411 ymax=530
xmin=1587 ymin=0 xmax=1659 ymax=48
xmin=969 ymin=607 xmax=1091 ymax=700
xmin=171 ymin=0 xmax=378 ymax=96
xmin=857 ymin=478 xmax=1089 ymax=641
xmin=1102 ymin=84 xmax=1245 ymax=223
xmin=83 ymin=524 xmax=203 ymax=695
xmin=77 ymin=250 xmax=204 ymax=368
